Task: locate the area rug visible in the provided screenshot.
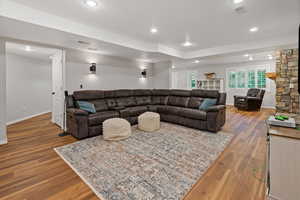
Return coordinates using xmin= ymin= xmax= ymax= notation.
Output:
xmin=55 ymin=122 xmax=233 ymax=200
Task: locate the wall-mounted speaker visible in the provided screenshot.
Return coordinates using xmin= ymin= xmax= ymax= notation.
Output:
xmin=141 ymin=69 xmax=147 ymax=78
xmin=90 ymin=63 xmax=96 ymax=74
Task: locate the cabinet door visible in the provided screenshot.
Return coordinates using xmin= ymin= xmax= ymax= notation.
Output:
xmin=269 ymin=136 xmax=300 ymax=200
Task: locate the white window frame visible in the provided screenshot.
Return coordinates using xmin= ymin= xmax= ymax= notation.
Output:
xmin=226 ymin=64 xmax=271 ymax=92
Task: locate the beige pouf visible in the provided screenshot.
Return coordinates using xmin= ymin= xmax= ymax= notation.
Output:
xmin=103 ymin=118 xmax=131 ymax=141
xmin=138 ymin=112 xmax=160 ymax=132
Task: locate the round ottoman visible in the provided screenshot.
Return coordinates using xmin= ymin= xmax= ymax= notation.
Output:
xmin=103 ymin=118 xmax=131 ymax=141
xmin=138 ymin=112 xmax=160 ymax=132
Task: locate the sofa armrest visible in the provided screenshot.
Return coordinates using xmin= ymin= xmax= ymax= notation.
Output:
xmin=205 ymin=105 xmax=226 ymax=112
xmin=67 ymin=108 xmax=89 ymax=116
xmin=247 ymin=97 xmax=261 ymax=101
xmin=66 ymin=108 xmax=89 ymax=139
xmin=206 ymin=105 xmax=226 ymax=132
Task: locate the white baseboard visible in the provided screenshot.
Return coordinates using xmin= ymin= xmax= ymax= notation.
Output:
xmin=0 ymin=139 xmax=8 ymax=145
xmin=6 ymin=111 xmax=51 ymax=125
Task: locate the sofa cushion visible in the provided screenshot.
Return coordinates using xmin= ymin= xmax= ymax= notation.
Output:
xmin=199 ymin=98 xmax=217 ymax=110
xmin=104 ymin=90 xmax=115 ymax=98
xmin=171 ymin=89 xmax=191 ymax=97
xmin=73 ymin=90 xmax=104 ymax=100
xmin=88 ymin=111 xmax=119 ymax=126
xmin=148 ymin=105 xmax=165 ymax=112
xmin=116 ymin=97 xmax=136 ymax=107
xmin=151 ymin=96 xmax=168 ymax=105
xmin=191 ymin=89 xmax=219 ymax=98
xmin=105 ymin=99 xmax=117 ymax=109
xmin=90 ymin=99 xmax=108 ymax=112
xmin=179 ymin=108 xmax=207 ymax=120
xmin=114 ymin=89 xmax=133 ymax=97
xmin=119 ymin=106 xmax=148 ymax=118
xmin=152 ymin=89 xmax=170 ymax=96
xmin=157 ymin=106 xmax=182 ymax=115
xmin=168 ymin=96 xmax=190 ymax=107
xmin=135 ymin=96 xmax=151 ymax=105
xmin=133 ymin=89 xmax=152 ymax=96
xmin=188 ymin=97 xmax=204 ymax=108
xmin=76 ymin=101 xmax=96 ymax=113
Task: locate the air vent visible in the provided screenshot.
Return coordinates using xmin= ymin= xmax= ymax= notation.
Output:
xmin=87 ymin=47 xmax=99 ymax=51
xmin=234 ymin=6 xmax=247 ymax=14
xmin=78 ymin=40 xmax=91 ymax=45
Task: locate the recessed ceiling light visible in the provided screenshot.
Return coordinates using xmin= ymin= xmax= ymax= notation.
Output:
xmin=194 ymin=60 xmax=200 ymax=63
xmin=85 ymin=0 xmax=98 ymax=8
xmin=244 ymin=54 xmax=249 ymax=57
xmin=172 ymin=65 xmax=176 ymax=69
xmin=182 ymin=41 xmax=193 ymax=47
xmin=249 ymin=56 xmax=254 ymax=61
xmin=150 ymin=27 xmax=158 ymax=34
xmin=233 ymin=0 xmax=243 ymax=4
xmin=25 ymin=46 xmax=32 ymax=52
xmin=249 ymin=27 xmax=259 ymax=32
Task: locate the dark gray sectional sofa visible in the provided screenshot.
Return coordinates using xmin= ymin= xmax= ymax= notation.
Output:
xmin=66 ymin=89 xmax=226 ymax=139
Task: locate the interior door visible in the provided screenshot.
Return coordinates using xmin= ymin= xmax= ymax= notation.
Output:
xmin=51 ymin=50 xmax=66 ymax=129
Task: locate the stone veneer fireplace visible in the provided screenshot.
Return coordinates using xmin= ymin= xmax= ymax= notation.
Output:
xmin=276 ymin=48 xmax=299 ymax=114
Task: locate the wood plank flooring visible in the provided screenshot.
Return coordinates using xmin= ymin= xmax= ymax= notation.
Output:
xmin=0 ymin=106 xmax=274 ymax=200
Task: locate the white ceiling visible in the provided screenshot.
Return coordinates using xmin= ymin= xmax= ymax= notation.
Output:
xmin=0 ymin=0 xmax=299 ymax=64
xmin=7 ymin=0 xmax=300 ymax=52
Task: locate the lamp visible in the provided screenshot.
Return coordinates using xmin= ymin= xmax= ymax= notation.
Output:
xmin=90 ymin=63 xmax=96 ymax=74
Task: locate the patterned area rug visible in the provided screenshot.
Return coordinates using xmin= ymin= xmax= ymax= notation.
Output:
xmin=55 ymin=122 xmax=233 ymax=200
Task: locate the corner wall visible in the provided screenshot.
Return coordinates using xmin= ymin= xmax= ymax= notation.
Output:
xmin=6 ymin=54 xmax=52 ymax=124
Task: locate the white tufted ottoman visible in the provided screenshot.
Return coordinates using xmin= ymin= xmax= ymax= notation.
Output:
xmin=138 ymin=112 xmax=160 ymax=132
xmin=103 ymin=118 xmax=131 ymax=141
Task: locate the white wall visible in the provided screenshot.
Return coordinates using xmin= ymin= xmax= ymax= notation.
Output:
xmin=152 ymin=61 xmax=171 ymax=89
xmin=172 ymin=60 xmax=276 ymax=108
xmin=0 ymin=40 xmax=7 ymax=144
xmin=66 ymin=62 xmax=154 ymax=93
xmin=6 ymin=54 xmax=52 ymax=124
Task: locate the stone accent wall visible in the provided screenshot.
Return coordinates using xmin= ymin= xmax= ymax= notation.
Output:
xmin=276 ymin=48 xmax=299 ymax=114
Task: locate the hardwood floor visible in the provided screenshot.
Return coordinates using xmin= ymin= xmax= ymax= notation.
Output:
xmin=0 ymin=107 xmax=274 ymax=200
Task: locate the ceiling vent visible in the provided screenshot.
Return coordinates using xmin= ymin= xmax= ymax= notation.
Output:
xmin=234 ymin=5 xmax=247 ymax=14
xmin=78 ymin=40 xmax=91 ymax=45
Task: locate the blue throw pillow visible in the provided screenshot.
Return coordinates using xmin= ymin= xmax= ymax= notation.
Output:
xmin=199 ymin=98 xmax=217 ymax=110
xmin=77 ymin=101 xmax=96 ymax=113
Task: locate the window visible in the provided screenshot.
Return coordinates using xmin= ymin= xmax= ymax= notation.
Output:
xmin=190 ymin=72 xmax=197 ymax=89
xmin=229 ymin=72 xmax=236 ymax=88
xmin=257 ymin=69 xmax=266 ymax=88
xmin=227 ymin=66 xmax=268 ymax=90
xmin=248 ymin=71 xmax=255 ymax=88
xmin=237 ymin=71 xmax=246 ymax=88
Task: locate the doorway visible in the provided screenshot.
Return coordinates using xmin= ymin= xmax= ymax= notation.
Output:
xmin=3 ymin=42 xmax=66 ymax=143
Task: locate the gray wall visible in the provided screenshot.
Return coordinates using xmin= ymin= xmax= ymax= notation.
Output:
xmin=66 ymin=62 xmax=154 ymax=93
xmin=172 ymin=60 xmax=276 ymax=108
xmin=0 ymin=40 xmax=6 ymax=144
xmin=152 ymin=61 xmax=171 ymax=89
xmin=6 ymin=54 xmax=52 ymax=124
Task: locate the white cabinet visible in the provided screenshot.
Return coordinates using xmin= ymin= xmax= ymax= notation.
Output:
xmin=196 ymin=78 xmax=225 ymax=92
xmin=268 ymin=133 xmax=300 ymax=200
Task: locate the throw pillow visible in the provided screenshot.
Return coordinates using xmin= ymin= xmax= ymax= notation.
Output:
xmin=199 ymin=98 xmax=217 ymax=110
xmin=77 ymin=101 xmax=96 ymax=113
